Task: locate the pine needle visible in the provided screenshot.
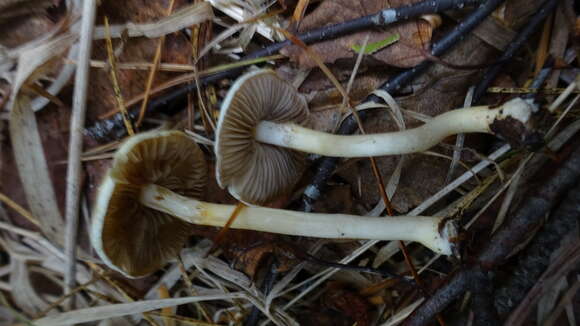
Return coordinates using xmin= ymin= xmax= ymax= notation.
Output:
xmin=103 ymin=16 xmax=135 ymax=136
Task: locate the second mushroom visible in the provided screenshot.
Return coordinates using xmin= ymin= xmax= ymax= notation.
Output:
xmin=215 ymin=69 xmax=537 ymax=205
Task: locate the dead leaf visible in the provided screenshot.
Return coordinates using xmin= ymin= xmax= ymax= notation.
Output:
xmin=501 ymin=0 xmax=546 ymax=28
xmin=297 ymin=281 xmax=372 ymax=326
xmin=0 ymin=1 xmax=56 ymax=39
xmin=323 ymin=282 xmax=371 ymax=326
xmin=281 ymin=0 xmax=433 ymax=69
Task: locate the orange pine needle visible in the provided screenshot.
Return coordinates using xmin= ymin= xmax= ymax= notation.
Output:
xmin=206 ymin=201 xmax=246 ymax=257
xmin=291 ymin=0 xmax=310 ymax=25
xmin=103 ymin=16 xmax=134 ymax=136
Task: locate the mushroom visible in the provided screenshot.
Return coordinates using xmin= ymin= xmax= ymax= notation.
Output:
xmin=90 ymin=130 xmax=207 ymax=277
xmin=91 ymin=130 xmax=458 ymax=277
xmin=215 ymin=69 xmax=536 ymax=205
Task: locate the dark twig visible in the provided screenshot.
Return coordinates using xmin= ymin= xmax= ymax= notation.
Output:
xmin=470 ymin=269 xmax=500 ymax=326
xmin=299 ymin=0 xmax=505 ymax=212
xmin=494 ymin=175 xmax=580 ymax=316
xmin=472 ymin=0 xmax=559 ymax=103
xmin=402 ymin=136 xmax=580 ymax=326
xmin=86 ymin=0 xmax=482 ymax=141
xmin=404 ymin=267 xmax=473 ymax=326
xmin=504 ymin=238 xmax=580 ymax=326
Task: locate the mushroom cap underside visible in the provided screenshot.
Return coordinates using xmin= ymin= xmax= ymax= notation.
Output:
xmin=91 ymin=130 xmax=207 ymax=277
xmin=215 ymin=69 xmax=310 ymax=205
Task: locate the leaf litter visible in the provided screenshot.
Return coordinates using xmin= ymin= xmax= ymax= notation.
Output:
xmin=0 ymin=0 xmax=579 ymax=325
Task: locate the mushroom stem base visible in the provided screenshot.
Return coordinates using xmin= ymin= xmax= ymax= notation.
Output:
xmin=140 ymin=184 xmax=457 ymax=255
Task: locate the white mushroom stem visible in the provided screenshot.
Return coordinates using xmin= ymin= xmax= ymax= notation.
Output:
xmin=140 ymin=184 xmax=457 ymax=255
xmin=255 ymin=98 xmax=532 ymax=157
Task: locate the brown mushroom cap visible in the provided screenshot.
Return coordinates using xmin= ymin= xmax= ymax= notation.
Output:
xmin=215 ymin=69 xmax=310 ymax=205
xmin=90 ymin=130 xmax=207 ymax=277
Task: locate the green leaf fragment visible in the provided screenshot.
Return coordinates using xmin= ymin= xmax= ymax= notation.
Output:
xmin=351 ymin=34 xmax=400 ymax=54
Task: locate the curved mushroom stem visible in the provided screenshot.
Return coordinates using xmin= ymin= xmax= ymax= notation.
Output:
xmin=255 ymin=98 xmax=533 ymax=157
xmin=140 ymin=184 xmax=458 ymax=256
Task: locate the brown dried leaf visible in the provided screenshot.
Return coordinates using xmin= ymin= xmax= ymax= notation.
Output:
xmin=298 ymin=281 xmax=372 ymax=326
xmin=221 ymin=231 xmax=299 ymax=278
xmin=501 ymin=0 xmax=545 ymax=28
xmin=281 ymin=0 xmax=432 ymax=68
xmin=323 ymin=282 xmax=371 ymax=326
xmin=0 ymin=0 xmax=55 ymax=27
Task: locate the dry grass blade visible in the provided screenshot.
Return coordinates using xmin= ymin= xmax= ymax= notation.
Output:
xmin=195 ymin=24 xmax=244 ymax=63
xmin=84 ymin=60 xmax=196 ymax=72
xmin=409 ymin=144 xmax=511 ymax=216
xmin=93 ymin=2 xmax=214 ymax=39
xmin=0 ymin=192 xmax=39 ymax=226
xmin=546 ymin=94 xmax=580 ymax=138
xmin=366 ymin=90 xmax=407 ymax=216
xmin=542 ymin=277 xmax=580 ymax=326
xmin=207 ymin=0 xmax=282 ymax=41
xmin=5 ymin=34 xmax=76 ymax=245
xmin=291 ymin=0 xmax=310 ymax=24
xmin=446 ymin=86 xmax=474 ymax=184
xmin=104 ymin=16 xmax=134 ymax=136
xmin=548 ymin=76 xmax=579 ymax=112
xmin=33 ymin=293 xmax=246 ymax=326
xmin=0 ymin=221 xmax=42 ymax=239
xmin=10 ymin=34 xmax=76 ymax=245
xmin=64 ymin=0 xmax=97 ymax=308
xmin=9 ymin=258 xmax=49 ymax=316
xmin=343 ymin=34 xmax=369 ymax=112
xmin=136 ymin=247 xmax=250 ymax=325
xmin=8 ymin=95 xmax=63 ymax=244
xmin=537 ymin=277 xmax=568 ymax=324
xmin=492 ymin=154 xmax=532 ymax=233
xmin=11 ymin=33 xmax=76 ymax=92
